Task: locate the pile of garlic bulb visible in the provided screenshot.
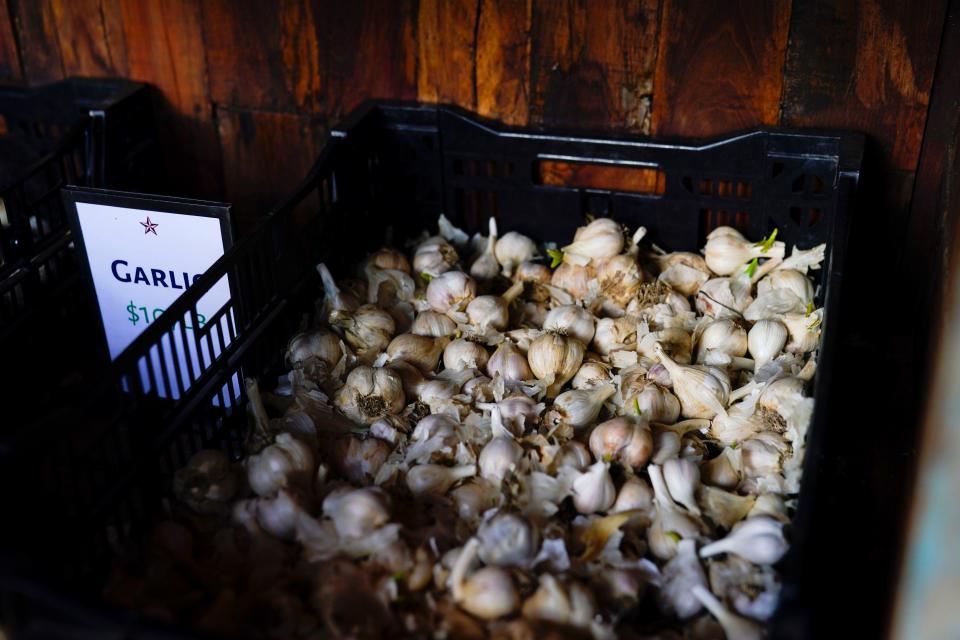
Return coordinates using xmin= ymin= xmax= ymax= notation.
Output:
xmin=109 ymin=215 xmax=826 ymax=639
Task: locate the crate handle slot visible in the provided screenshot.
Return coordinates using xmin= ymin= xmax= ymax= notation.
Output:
xmin=534 ymin=158 xmax=666 ymax=195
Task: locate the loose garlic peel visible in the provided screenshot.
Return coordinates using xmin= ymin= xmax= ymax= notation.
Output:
xmin=147 ymin=217 xmax=821 ymax=639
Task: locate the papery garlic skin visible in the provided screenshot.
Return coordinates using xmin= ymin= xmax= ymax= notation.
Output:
xmin=528 ymin=332 xmax=585 ymax=396
xmin=411 ymin=310 xmax=458 ymax=337
xmin=414 ymin=237 xmax=459 ymax=277
xmin=495 ymin=231 xmax=538 ymax=277
xmin=571 ymin=360 xmax=613 ymax=390
xmin=572 ymin=460 xmax=616 ymax=513
xmin=588 ymin=416 xmax=653 ymax=470
xmin=598 ymin=254 xmax=644 ymax=307
xmin=593 ymin=316 xmax=636 ymax=355
xmin=426 ymin=271 xmax=477 ymax=314
xmin=246 ymin=433 xmax=315 ymax=497
xmin=335 ymin=366 xmax=405 ymax=424
xmin=543 ymin=304 xmax=596 ymax=345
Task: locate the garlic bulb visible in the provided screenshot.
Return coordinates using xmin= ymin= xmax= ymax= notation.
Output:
xmin=246 ymin=432 xmax=315 ymax=497
xmin=483 ymin=394 xmax=544 ymax=435
xmin=696 ymin=278 xmax=753 ymax=319
xmin=758 ymin=268 xmax=814 ymax=305
xmin=562 ymin=218 xmax=623 ymax=265
xmin=443 ymin=338 xmax=490 ymax=371
xmin=286 ymin=330 xmax=342 ymax=374
xmin=172 ymin=450 xmax=238 ymax=515
xmin=426 ymin=271 xmax=476 ymax=314
xmin=477 ymin=512 xmax=538 ymax=567
xmin=629 ymin=381 xmax=682 ymax=424
xmin=466 ymin=281 xmax=522 ymax=331
xmin=451 ymin=538 xmax=519 ymax=619
xmin=322 ymin=487 xmax=391 ymax=538
xmin=655 ymin=344 xmax=729 ymax=419
xmin=486 ymin=340 xmax=533 ymax=382
xmin=647 ymin=362 xmax=672 ymax=387
xmin=652 ymin=430 xmax=682 ymax=465
xmin=385 ymin=359 xmax=426 ymax=398
xmin=333 ymin=435 xmax=391 ymax=485
xmin=662 ymin=457 xmax=701 ymax=515
xmin=514 ymin=261 xmax=551 ymax=285
xmin=592 ymin=316 xmax=636 ymax=355
xmin=367 ymin=248 xmax=411 ymax=274
xmin=638 ymin=327 xmax=693 ymax=364
xmin=405 ymin=464 xmax=476 ymax=495
xmin=528 ymin=332 xmax=585 ymax=396
xmin=588 ymin=416 xmax=653 ymax=469
xmin=411 ymin=310 xmax=458 ymax=337
xmin=543 ymin=304 xmax=596 ymax=345
xmin=658 ymin=253 xmax=711 ymax=296
xmin=329 ymin=305 xmax=396 ymax=363
xmin=611 ymin=475 xmax=654 ymax=514
xmin=479 ymin=434 xmax=523 ymax=484
xmin=335 ymin=366 xmax=405 ymax=424
xmin=544 ymin=384 xmax=615 ymax=431
xmin=747 ymin=319 xmax=787 ymax=369
xmin=365 ymin=266 xmax=416 ymax=307
xmin=699 ymin=516 xmax=787 ymax=564
xmin=704 ymin=230 xmax=785 ymax=275
xmin=571 ymin=360 xmax=613 ymax=390
xmin=598 ymin=254 xmax=644 ymax=307
xmin=554 ymin=441 xmax=592 ymax=471
xmin=551 ymin=261 xmax=595 ymax=301
xmin=695 ymin=319 xmax=748 ymax=362
xmin=572 ymin=460 xmax=616 ymax=513
xmin=495 ymin=231 xmax=538 ymax=277
xmin=413 ymin=237 xmax=459 ymax=277
xmin=657 ymin=539 xmax=707 ymax=619
xmin=386 ymin=333 xmax=448 ymax=374
xmin=470 ymin=218 xmax=500 ymax=281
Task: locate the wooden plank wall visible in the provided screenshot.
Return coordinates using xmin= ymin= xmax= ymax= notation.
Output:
xmin=0 ymin=1 xmax=957 ymax=635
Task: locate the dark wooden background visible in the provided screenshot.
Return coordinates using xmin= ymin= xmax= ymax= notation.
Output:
xmin=1 ymin=0 xmax=959 ymax=636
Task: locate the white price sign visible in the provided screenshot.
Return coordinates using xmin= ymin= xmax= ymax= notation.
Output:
xmin=65 ymin=188 xmax=237 ymax=401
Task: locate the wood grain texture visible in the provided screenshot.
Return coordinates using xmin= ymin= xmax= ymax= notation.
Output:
xmin=9 ymin=0 xmax=65 ymax=82
xmin=530 ymin=0 xmax=660 ymax=133
xmin=50 ymin=0 xmax=117 ymax=76
xmin=216 ymin=107 xmax=325 ymax=231
xmin=118 ymin=0 xmax=221 ymax=199
xmin=652 ymin=0 xmax=791 ymax=137
xmin=781 ymin=0 xmax=948 ymax=171
xmin=317 ymin=0 xmax=417 ymax=121
xmin=417 ymin=0 xmax=479 ymax=109
xmin=201 ymin=0 xmax=320 ymax=113
xmin=476 ymin=0 xmax=531 ymax=125
xmin=0 ymin=0 xmax=22 ymax=81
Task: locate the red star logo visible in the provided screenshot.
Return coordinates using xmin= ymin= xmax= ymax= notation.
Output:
xmin=140 ymin=216 xmax=159 ymax=235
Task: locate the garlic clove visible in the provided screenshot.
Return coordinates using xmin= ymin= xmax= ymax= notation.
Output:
xmin=691 ymin=584 xmax=764 ymax=640
xmin=571 ymin=359 xmax=613 ymax=390
xmin=405 ymin=463 xmax=476 ymax=495
xmin=469 ymin=217 xmax=500 ymax=281
xmin=694 ymin=318 xmax=748 ymax=362
xmin=466 ymin=295 xmax=510 ymax=331
xmin=414 ymin=236 xmax=459 ymax=277
xmin=322 ymin=486 xmax=391 ymax=538
xmin=553 ymin=441 xmax=592 ymax=471
xmin=495 ymin=231 xmax=538 ymax=277
xmin=662 ymin=457 xmax=701 ymax=515
xmin=657 ymin=539 xmax=708 ymax=619
xmin=655 ymin=343 xmax=729 ymax=420
xmin=652 ymin=430 xmax=682 ymax=465
xmin=443 ymin=338 xmax=490 ymax=371
xmin=781 ymin=309 xmax=822 ymax=354
xmin=699 ymin=516 xmax=788 ymax=564
xmin=522 ymin=574 xmax=596 ymax=629
xmin=611 ymin=475 xmax=654 ymax=514
xmin=701 ymin=447 xmax=743 ymax=490
xmin=571 ymin=460 xmax=617 ymax=513
xmin=329 ymin=304 xmax=396 ymax=364
xmin=450 ymin=538 xmax=519 ymax=619
xmin=411 ymin=309 xmax=459 ymax=338
xmin=246 ymin=432 xmax=315 ymax=497
xmin=477 ymin=511 xmax=538 ymax=567
xmin=486 ymin=339 xmax=534 ymax=382
xmin=478 ymin=435 xmax=523 ymax=484
xmin=450 ymin=479 xmax=499 ymax=521
xmin=551 ymin=261 xmax=596 ymax=301
xmin=543 ymin=383 xmax=615 ymax=432
xmin=367 ymin=247 xmax=411 ymax=274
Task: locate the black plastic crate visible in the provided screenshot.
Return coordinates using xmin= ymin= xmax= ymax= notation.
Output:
xmin=0 ymin=78 xmax=157 ymax=424
xmin=0 ymin=103 xmax=862 ymax=639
